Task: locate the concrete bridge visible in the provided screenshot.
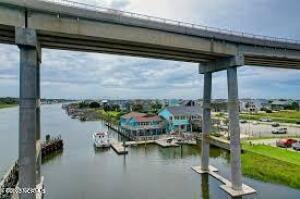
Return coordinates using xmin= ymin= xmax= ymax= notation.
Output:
xmin=1 ymin=0 xmax=300 ymax=198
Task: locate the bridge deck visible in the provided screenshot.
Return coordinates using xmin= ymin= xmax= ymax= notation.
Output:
xmin=0 ymin=0 xmax=300 ymax=69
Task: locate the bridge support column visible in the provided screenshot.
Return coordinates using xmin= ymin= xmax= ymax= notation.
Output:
xmin=201 ymin=72 xmax=212 ymax=172
xmin=227 ymin=66 xmax=242 ymax=191
xmin=36 ymin=48 xmax=41 ymax=185
xmin=196 ymin=56 xmax=256 ymax=197
xmin=16 ymin=27 xmax=41 ymax=199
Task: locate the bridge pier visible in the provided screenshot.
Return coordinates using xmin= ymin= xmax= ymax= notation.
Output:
xmin=201 ymin=72 xmax=212 ymax=172
xmin=194 ymin=56 xmax=256 ymax=197
xmin=16 ymin=27 xmax=41 ymax=199
xmin=226 ymin=66 xmax=242 ymax=190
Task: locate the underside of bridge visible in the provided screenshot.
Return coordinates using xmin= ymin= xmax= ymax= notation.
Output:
xmin=1 ymin=0 xmax=300 ymax=198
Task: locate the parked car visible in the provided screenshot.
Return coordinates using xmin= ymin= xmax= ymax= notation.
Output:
xmin=260 ymin=118 xmax=273 ymax=122
xmin=276 ymin=138 xmax=297 ymax=148
xmin=271 ymin=122 xmax=280 ymax=127
xmin=292 ymin=141 xmax=300 ymax=151
xmin=240 ymin=120 xmax=247 ymax=124
xmin=272 ymin=127 xmax=287 ymax=134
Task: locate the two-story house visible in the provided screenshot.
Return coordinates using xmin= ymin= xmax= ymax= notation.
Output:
xmin=120 ymin=112 xmax=165 ymax=137
xmin=158 ymin=106 xmax=202 ymax=133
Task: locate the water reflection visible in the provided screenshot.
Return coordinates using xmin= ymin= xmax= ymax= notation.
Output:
xmin=93 ymin=146 xmax=110 ymax=153
xmin=210 ymin=146 xmax=230 ymax=164
xmin=1 ymin=105 xmax=300 ymax=199
xmin=122 ymin=154 xmax=127 ymax=171
xmin=201 ymin=174 xmax=210 ymax=199
xmin=42 ymin=151 xmax=63 ymax=164
xmin=158 ymin=145 xmax=201 ymax=160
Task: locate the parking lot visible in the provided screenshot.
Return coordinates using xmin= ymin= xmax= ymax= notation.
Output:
xmin=245 ymin=138 xmax=300 ymax=152
xmin=240 ymin=122 xmax=300 ymax=137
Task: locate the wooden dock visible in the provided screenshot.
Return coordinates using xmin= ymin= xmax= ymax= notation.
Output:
xmin=111 ymin=142 xmax=128 ymax=155
xmin=155 ymin=139 xmax=180 ymax=148
xmin=197 ymin=135 xmax=231 ymax=151
xmin=125 ymin=140 xmax=155 ymax=146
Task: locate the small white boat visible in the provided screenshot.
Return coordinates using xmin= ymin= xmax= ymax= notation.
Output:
xmin=93 ymin=131 xmax=110 ymax=148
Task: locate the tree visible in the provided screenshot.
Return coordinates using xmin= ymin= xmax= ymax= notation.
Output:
xmin=132 ymin=104 xmax=143 ymax=112
xmin=245 ymin=102 xmax=250 ymax=108
xmin=79 ymin=101 xmax=89 ymax=109
xmin=151 ymin=102 xmax=162 ymax=112
xmin=291 ymin=102 xmax=300 ymax=111
xmin=103 ymin=104 xmax=110 ymax=112
xmin=89 ymin=101 xmax=100 ymax=108
xmin=111 ymin=104 xmax=120 ymax=112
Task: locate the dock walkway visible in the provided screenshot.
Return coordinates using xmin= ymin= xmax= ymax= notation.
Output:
xmin=110 ymin=142 xmax=128 ymax=155
xmin=155 ymin=139 xmax=180 ymax=148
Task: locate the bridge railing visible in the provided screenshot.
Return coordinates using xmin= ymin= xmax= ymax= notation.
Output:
xmin=41 ymin=0 xmax=300 ymax=45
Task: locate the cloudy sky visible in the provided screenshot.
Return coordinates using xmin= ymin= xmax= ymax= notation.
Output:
xmin=1 ymin=0 xmax=300 ymax=99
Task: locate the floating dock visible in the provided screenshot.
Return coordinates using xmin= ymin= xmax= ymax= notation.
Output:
xmin=155 ymin=139 xmax=180 ymax=148
xmin=125 ymin=140 xmax=155 ymax=146
xmin=111 ymin=142 xmax=128 ymax=155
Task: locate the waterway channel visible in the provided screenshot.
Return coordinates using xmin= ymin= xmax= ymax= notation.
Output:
xmin=0 ymin=104 xmax=299 ymax=199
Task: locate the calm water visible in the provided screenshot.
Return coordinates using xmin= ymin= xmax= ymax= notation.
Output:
xmin=0 ymin=104 xmax=299 ymax=199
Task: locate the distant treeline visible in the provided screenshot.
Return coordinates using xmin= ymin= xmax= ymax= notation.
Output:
xmin=0 ymin=97 xmax=75 ymax=105
xmin=0 ymin=97 xmax=18 ymax=104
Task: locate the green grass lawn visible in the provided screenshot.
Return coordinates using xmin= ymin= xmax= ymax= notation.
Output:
xmin=242 ymin=151 xmax=300 ymax=188
xmin=0 ymin=102 xmax=17 ymax=109
xmin=240 ymin=111 xmax=300 ymax=124
xmin=242 ymin=144 xmax=300 ymax=188
xmin=243 ymin=144 xmax=300 ymax=166
xmin=95 ymin=109 xmax=122 ymax=124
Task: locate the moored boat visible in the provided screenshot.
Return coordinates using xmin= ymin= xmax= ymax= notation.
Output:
xmin=93 ymin=131 xmax=110 ymax=148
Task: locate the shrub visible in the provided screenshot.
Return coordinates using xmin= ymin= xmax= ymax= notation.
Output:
xmin=89 ymin=101 xmax=100 ymax=108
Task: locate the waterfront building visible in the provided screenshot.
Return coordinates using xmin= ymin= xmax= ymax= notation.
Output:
xmin=120 ymin=112 xmax=165 ymax=137
xmin=168 ymin=99 xmax=181 ymax=107
xmin=180 ymin=100 xmax=196 ymax=107
xmin=158 ymin=106 xmax=202 ymax=133
xmin=239 ymin=99 xmax=269 ymax=112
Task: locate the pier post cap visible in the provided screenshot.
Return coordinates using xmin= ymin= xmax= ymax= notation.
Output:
xmin=15 ymin=27 xmax=38 ymax=47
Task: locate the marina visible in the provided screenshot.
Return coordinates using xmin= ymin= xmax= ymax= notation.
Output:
xmin=1 ymin=105 xmax=300 ymax=199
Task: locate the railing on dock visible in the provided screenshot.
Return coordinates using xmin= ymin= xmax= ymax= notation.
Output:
xmin=0 ymin=161 xmax=18 ymax=199
xmin=106 ymin=122 xmax=136 ymax=141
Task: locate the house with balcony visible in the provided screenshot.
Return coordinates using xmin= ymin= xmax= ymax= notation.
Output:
xmin=120 ymin=112 xmax=165 ymax=138
xmin=240 ymin=99 xmax=269 ymax=112
xmin=158 ymin=106 xmax=202 ymax=133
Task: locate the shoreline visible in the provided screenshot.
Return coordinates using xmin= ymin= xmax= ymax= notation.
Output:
xmin=0 ymin=104 xmax=17 ymax=109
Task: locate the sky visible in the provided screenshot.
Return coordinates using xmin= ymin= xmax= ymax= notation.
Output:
xmin=1 ymin=0 xmax=300 ymax=99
